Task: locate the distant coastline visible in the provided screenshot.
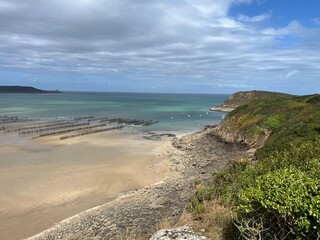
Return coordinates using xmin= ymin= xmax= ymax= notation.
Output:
xmin=0 ymin=86 xmax=61 ymax=94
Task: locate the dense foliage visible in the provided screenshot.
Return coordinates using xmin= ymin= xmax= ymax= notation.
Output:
xmin=187 ymin=93 xmax=320 ymax=239
xmin=223 ymin=94 xmax=320 ymax=159
xmin=238 ymin=167 xmax=320 ymax=239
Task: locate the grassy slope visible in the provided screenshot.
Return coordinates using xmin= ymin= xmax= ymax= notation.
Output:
xmin=223 ymin=94 xmax=320 ymax=160
xmin=218 ymin=90 xmax=292 ymax=108
xmin=183 ymin=92 xmax=320 ymax=239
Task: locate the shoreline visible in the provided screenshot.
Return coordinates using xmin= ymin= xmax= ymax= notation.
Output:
xmin=0 ymin=115 xmax=250 ymax=239
xmin=26 ymin=125 xmax=251 ymax=239
xmin=0 ymin=122 xmax=175 ymax=240
xmin=209 ymin=106 xmax=235 ymax=112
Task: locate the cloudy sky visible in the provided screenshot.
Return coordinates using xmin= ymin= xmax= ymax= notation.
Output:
xmin=0 ymin=0 xmax=319 ymax=94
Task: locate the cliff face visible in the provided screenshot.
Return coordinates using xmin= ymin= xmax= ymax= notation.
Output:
xmin=213 ymin=119 xmax=271 ymax=148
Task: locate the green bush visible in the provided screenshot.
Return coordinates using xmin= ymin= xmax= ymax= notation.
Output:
xmin=187 ymin=195 xmax=203 ymax=213
xmin=210 ymin=160 xmax=251 ymax=204
xmin=237 ymin=168 xmax=320 ymax=239
xmin=254 ymin=138 xmax=320 ymax=174
xmin=186 ymin=187 xmax=214 ymax=213
xmin=188 ymin=139 xmax=320 ymax=238
xmin=194 ymin=179 xmax=202 ymax=186
xmin=263 ymin=113 xmax=285 ymax=130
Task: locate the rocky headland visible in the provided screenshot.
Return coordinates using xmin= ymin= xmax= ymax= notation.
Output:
xmin=209 ymin=90 xmax=292 ymax=112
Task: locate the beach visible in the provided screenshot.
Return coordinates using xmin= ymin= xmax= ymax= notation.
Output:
xmin=0 ymin=128 xmax=173 ymax=240
xmin=0 ymin=93 xmax=228 ymax=239
xmin=26 ymin=125 xmax=250 ymax=240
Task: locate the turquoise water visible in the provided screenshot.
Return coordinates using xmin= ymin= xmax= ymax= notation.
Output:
xmin=0 ymin=92 xmax=228 ymax=133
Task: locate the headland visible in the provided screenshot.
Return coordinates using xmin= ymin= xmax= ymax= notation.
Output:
xmin=0 ymin=86 xmax=61 ymax=94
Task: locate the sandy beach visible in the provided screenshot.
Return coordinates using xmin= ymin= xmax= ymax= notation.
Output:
xmin=0 ymin=129 xmax=172 ymax=240
xmin=24 ymin=125 xmax=249 ymax=240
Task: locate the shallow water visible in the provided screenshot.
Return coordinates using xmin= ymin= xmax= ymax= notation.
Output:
xmin=0 ymin=92 xmax=229 ymax=239
xmin=0 ymin=92 xmax=228 ymax=133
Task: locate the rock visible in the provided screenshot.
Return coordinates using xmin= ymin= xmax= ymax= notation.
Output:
xmin=209 ymin=106 xmax=234 ymax=112
xmin=149 ymin=226 xmax=206 ymax=240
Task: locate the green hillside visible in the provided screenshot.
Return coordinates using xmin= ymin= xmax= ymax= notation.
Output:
xmin=224 ymin=94 xmax=320 ymax=160
xmin=219 ymin=90 xmax=293 ymax=108
xmin=187 ymin=92 xmax=320 ymax=239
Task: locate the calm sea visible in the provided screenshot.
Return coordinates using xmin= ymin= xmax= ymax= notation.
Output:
xmin=0 ymin=92 xmax=228 ymax=134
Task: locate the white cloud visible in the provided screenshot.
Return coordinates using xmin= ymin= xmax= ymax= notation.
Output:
xmin=284 ymin=70 xmax=299 ymax=79
xmin=314 ymin=18 xmax=320 ymax=25
xmin=262 ymin=21 xmax=303 ymax=36
xmin=217 ymin=18 xmax=244 ymax=29
xmin=237 ymin=11 xmax=272 ymax=23
xmin=185 ymin=0 xmax=233 ymax=17
xmin=0 ymin=1 xmax=20 ymax=11
xmin=0 ymin=0 xmax=319 ymax=93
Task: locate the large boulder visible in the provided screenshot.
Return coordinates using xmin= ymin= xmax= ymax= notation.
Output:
xmin=150 ymin=226 xmax=206 ymax=240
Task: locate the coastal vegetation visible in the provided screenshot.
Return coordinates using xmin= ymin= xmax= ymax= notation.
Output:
xmin=219 ymin=90 xmax=292 ymax=109
xmin=221 ymin=94 xmax=320 ymax=159
xmin=210 ymin=91 xmax=293 ymax=112
xmin=186 ymin=91 xmax=320 ymax=239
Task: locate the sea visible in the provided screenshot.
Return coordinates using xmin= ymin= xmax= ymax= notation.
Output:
xmin=0 ymin=92 xmax=229 ymax=134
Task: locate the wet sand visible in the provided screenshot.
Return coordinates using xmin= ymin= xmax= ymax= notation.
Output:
xmin=0 ymin=131 xmax=172 ymax=240
xmin=25 ymin=125 xmax=250 ymax=240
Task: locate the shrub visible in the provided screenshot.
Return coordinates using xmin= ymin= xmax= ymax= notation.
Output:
xmin=194 ymin=179 xmax=202 ymax=186
xmin=237 ymin=168 xmax=320 ymax=239
xmin=186 ymin=187 xmax=214 ymax=213
xmin=254 ymin=138 xmax=320 ymax=174
xmin=187 ymin=195 xmax=203 ymax=213
xmin=210 ymin=160 xmax=251 ymax=204
xmin=263 ymin=113 xmax=285 ymax=130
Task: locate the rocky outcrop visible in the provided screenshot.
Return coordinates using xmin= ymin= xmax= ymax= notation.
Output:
xmin=150 ymin=226 xmax=206 ymax=240
xmin=212 ymin=122 xmax=271 ymax=149
xmin=209 ymin=106 xmax=234 ymax=112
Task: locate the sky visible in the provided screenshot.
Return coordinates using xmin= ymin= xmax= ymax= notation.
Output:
xmin=0 ymin=0 xmax=319 ymax=94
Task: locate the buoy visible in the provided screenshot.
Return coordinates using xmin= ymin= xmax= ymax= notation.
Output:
xmin=170 ymin=116 xmax=174 ymax=119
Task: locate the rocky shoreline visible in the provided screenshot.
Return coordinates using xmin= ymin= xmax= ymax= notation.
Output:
xmin=27 ymin=126 xmax=250 ymax=240
xmin=209 ymin=106 xmax=235 ymax=112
